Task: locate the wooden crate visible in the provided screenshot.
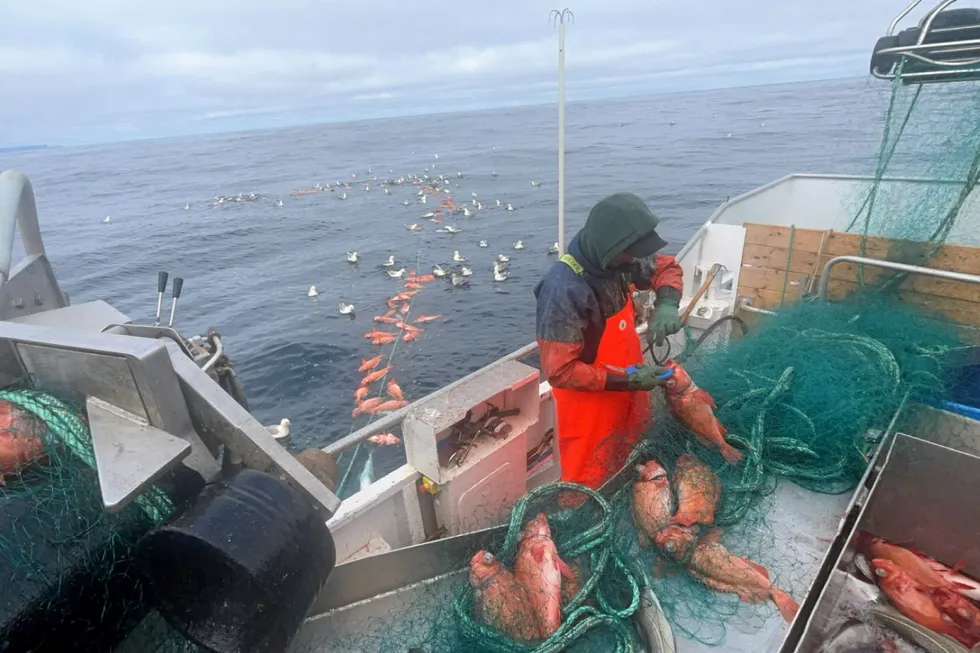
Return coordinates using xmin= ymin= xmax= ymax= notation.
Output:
xmin=736 ymin=223 xmax=980 ymax=329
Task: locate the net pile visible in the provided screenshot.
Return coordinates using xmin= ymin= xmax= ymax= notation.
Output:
xmin=0 ymin=382 xmax=176 ymax=652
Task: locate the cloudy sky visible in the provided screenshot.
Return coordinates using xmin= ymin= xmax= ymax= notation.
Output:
xmin=1 ymin=0 xmax=902 ymax=146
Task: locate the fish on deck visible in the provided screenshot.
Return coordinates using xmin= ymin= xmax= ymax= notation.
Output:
xmin=632 ymin=460 xmax=674 ymax=548
xmin=669 ymin=452 xmax=721 ymax=527
xmin=470 ymin=551 xmax=541 ymax=642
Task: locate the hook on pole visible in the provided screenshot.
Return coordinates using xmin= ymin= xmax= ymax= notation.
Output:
xmin=550 ymin=8 xmax=574 ymax=27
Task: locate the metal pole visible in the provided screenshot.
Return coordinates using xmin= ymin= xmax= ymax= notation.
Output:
xmin=557 ymin=16 xmax=567 ymax=255
xmin=817 ymin=255 xmax=980 ymax=300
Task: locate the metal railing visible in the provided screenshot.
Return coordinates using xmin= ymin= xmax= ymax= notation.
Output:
xmin=0 ymin=170 xmax=47 ymax=284
xmin=817 ymin=255 xmax=980 ymax=299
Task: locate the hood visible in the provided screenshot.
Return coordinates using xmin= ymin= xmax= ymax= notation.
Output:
xmin=575 ymin=192 xmax=667 ymax=274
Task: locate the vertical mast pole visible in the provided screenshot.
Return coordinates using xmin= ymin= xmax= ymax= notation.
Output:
xmin=552 ymin=9 xmax=573 ymax=255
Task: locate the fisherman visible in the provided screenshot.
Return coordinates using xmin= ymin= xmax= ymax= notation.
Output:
xmin=534 ymin=192 xmax=684 ymax=489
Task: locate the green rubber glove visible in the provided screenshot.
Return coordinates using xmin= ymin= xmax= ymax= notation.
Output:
xmin=647 ymin=298 xmax=682 ymax=347
xmin=627 ymin=365 xmax=670 ymax=391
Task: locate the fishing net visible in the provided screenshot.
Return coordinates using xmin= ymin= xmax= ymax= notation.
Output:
xmin=0 ymin=378 xmax=179 ymax=652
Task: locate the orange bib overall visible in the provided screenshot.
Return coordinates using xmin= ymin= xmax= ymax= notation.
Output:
xmin=551 ymin=295 xmax=651 ymax=489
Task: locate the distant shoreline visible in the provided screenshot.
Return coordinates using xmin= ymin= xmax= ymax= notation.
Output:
xmin=0 ymin=145 xmax=52 ymax=153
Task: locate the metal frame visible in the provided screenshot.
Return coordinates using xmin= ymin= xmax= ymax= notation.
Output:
xmin=871 ymin=0 xmax=980 ymax=83
xmin=817 ymin=254 xmax=980 ymax=299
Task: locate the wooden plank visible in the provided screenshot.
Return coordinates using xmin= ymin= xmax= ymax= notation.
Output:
xmin=737 ymin=267 xmax=809 ymax=295
xmin=742 ymin=224 xmax=827 ymax=252
xmin=741 ymin=244 xmax=822 ymax=276
xmin=825 ymin=279 xmax=980 ymax=326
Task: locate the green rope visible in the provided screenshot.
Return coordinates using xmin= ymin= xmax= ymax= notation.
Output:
xmin=0 ymin=388 xmax=175 ymax=524
xmin=778 ymin=226 xmax=795 ymax=307
xmin=454 ymin=482 xmax=644 ymax=652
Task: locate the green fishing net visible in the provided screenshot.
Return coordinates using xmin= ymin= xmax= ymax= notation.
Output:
xmin=0 ymin=380 xmax=176 ymax=652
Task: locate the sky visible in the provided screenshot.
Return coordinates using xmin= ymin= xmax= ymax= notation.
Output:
xmin=0 ymin=0 xmax=905 ymax=146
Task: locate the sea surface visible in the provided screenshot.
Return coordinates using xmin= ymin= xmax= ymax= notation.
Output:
xmin=1 ymin=76 xmax=895 ymax=474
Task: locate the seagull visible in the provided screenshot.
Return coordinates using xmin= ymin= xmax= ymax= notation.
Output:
xmin=531 ymin=181 xmax=541 ymax=188
xmin=471 ymin=192 xmax=478 ymax=198
xmin=183 ymin=203 xmax=190 ymax=210
xmin=433 ymin=264 xmax=447 ymax=278
xmin=497 ymin=254 xmax=510 ymax=263
xmin=479 ymin=240 xmax=489 ymax=248
xmin=471 ymin=198 xmax=477 ymax=206
xmin=402 ymin=200 xmax=410 ymax=206
xmin=451 ymin=274 xmax=469 ymax=287
xmin=384 ymin=188 xmax=390 ymax=195
xmin=460 ymin=266 xmax=472 ymax=277
xmin=506 ymin=203 xmax=514 ymax=212
xmin=445 ymin=225 xmax=460 ymax=234
xmin=434 ymin=153 xmax=439 ymax=159
xmin=266 ymin=418 xmax=291 ymax=441
xmin=383 ymin=255 xmax=396 ymax=267
xmin=514 ymin=240 xmax=524 ymax=250
xmin=420 ymin=195 xmax=427 ymax=204
xmin=493 ymin=264 xmax=509 ymax=282
xmin=388 ymin=268 xmax=407 ymax=278
xmin=548 ymin=242 xmax=560 ymax=255
xmin=496 ymin=199 xmax=502 ymax=207
xmin=453 ymin=250 xmax=468 ymax=262
xmin=422 ymin=211 xmax=438 ymax=219
xmin=463 ymin=207 xmax=471 ymax=217
xmin=491 ymin=170 xmax=498 ymax=177
xmin=102 ymin=215 xmax=111 ymax=224
xmin=308 ymin=285 xmax=318 ymax=298
xmin=406 ymin=224 xmax=422 ymax=231
xmin=339 ymin=302 xmax=355 ymax=315
xmin=456 ymin=171 xmax=464 ymax=179
xmin=276 ymin=199 xmax=284 ymax=207
xmin=347 ymin=251 xmax=359 ymax=263
xmin=477 ymin=201 xmax=484 ymax=210
xmin=339 ymin=192 xmax=348 ymax=200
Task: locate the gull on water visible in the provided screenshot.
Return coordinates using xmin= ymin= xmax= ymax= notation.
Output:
xmin=266 ymin=418 xmax=291 ymax=441
xmin=496 ymin=199 xmax=502 ymax=207
xmin=493 ymin=263 xmax=509 ymax=282
xmin=385 ymin=188 xmax=390 ymax=195
xmin=433 ymin=264 xmax=447 ymax=278
xmin=422 ymin=211 xmax=438 ymax=218
xmin=497 ymin=254 xmax=510 ymax=263
xmin=388 ymin=268 xmax=407 ymax=278
xmin=445 ymin=225 xmax=460 ymax=234
xmin=453 ymin=251 xmax=468 ymax=262
xmin=102 ymin=215 xmax=111 ymax=224
xmin=477 ymin=201 xmax=484 ymax=210
xmin=339 ymin=302 xmax=355 ymax=315
xmin=406 ymin=224 xmax=422 ymax=231
xmin=383 ymin=255 xmax=396 ymax=267
xmin=184 ymin=204 xmax=190 ymax=210
xmin=308 ymin=285 xmax=318 ymax=298
xmin=402 ymin=200 xmax=410 ymax=206
xmin=420 ymin=195 xmax=427 ymax=204
xmin=460 ymin=266 xmax=473 ymax=277
xmin=491 ymin=170 xmax=497 ymax=177
xmin=479 ymin=240 xmax=489 ymax=248
xmin=463 ymin=207 xmax=471 ymax=216
xmin=339 ymin=192 xmax=348 ymax=200
xmin=451 ymin=274 xmax=469 ymax=287
xmin=548 ymin=242 xmax=560 ymax=254
xmin=531 ymin=181 xmax=541 ymax=188
xmin=506 ymin=203 xmax=514 ymax=212
xmin=347 ymin=251 xmax=358 ymax=263
xmin=276 ymin=199 xmax=284 ymax=207
xmin=514 ymin=240 xmax=524 ymax=250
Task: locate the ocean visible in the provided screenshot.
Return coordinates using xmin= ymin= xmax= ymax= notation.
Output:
xmin=1 ymin=76 xmax=893 ymax=475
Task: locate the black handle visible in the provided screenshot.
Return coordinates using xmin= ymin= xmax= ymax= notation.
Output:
xmin=172 ymin=277 xmax=184 ymax=299
xmin=157 ymin=271 xmax=169 ymax=293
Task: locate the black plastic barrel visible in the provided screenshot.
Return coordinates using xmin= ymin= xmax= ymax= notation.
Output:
xmin=139 ymin=469 xmax=336 ymax=653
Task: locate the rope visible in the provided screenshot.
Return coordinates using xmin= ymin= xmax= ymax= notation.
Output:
xmin=453 ymin=482 xmax=644 ymax=653
xmin=778 ymin=226 xmax=795 ymax=308
xmin=0 ymin=388 xmax=175 ymax=523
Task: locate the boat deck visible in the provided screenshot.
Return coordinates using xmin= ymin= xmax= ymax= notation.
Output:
xmin=293 ymin=479 xmax=848 ymax=653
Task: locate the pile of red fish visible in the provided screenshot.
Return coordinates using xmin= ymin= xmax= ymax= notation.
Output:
xmin=352 ymin=271 xmax=444 ymax=421
xmin=860 ymin=532 xmax=980 ymax=647
xmin=632 ymin=454 xmax=799 ymax=622
xmin=0 ymin=400 xmax=47 ymax=485
xmin=469 ymin=513 xmax=582 ymax=642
